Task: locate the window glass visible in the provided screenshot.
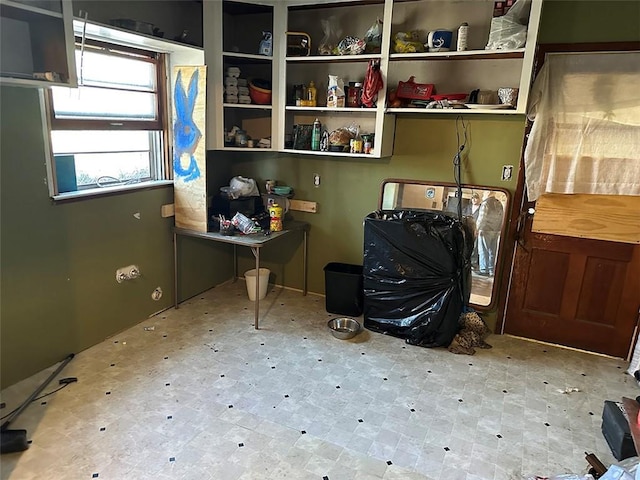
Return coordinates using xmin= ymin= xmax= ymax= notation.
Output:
xmin=48 ymin=42 xmax=166 ymax=196
xmin=51 ymin=131 xmax=154 ymax=187
xmin=74 ymin=49 xmax=156 ymax=91
xmin=51 ymin=86 xmax=157 ymax=120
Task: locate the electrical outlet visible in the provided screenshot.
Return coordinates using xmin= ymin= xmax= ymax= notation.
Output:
xmin=313 ymin=173 xmax=321 ymax=187
xmin=501 ymin=165 xmax=513 ymax=181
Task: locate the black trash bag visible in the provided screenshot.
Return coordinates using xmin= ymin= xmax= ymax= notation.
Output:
xmin=363 ymin=210 xmax=472 ymax=348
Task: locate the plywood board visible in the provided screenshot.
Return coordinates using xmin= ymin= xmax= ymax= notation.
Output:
xmin=289 ymin=199 xmax=317 ymax=213
xmin=172 ymin=65 xmax=208 ymax=232
xmin=533 ymin=194 xmax=640 ymax=244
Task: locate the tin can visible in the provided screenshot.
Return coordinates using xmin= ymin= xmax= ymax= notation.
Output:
xmin=350 ymin=139 xmax=363 ymax=154
xmin=268 ymin=203 xmax=283 ymax=232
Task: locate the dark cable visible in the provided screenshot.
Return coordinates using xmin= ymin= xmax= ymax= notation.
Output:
xmin=453 ymin=116 xmax=468 ymax=220
xmin=0 ymin=383 xmax=72 ymax=422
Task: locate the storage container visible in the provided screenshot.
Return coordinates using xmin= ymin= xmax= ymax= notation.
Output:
xmin=324 ymin=263 xmax=364 ymax=316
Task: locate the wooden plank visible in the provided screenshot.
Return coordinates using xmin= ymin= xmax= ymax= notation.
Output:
xmin=533 ymin=194 xmax=640 ymax=244
xmin=289 ymin=199 xmax=317 ymax=213
xmin=161 ymin=203 xmax=175 ymax=218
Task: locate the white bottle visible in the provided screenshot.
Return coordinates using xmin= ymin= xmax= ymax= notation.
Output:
xmin=457 ymin=23 xmax=469 ymax=51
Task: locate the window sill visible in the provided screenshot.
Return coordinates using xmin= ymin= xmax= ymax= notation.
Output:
xmin=52 ymin=180 xmax=174 ymax=202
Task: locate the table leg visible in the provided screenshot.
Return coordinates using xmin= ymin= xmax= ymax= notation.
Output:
xmin=253 ymin=247 xmax=260 ymax=329
xmin=173 ymin=231 xmax=179 ymax=309
xmin=303 ymin=228 xmax=308 ymax=296
xmin=233 ymin=244 xmax=237 ymax=282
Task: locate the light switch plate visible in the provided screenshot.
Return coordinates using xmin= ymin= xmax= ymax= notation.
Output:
xmin=501 ymin=165 xmax=513 ymax=181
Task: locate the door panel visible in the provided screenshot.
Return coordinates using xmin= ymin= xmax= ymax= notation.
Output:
xmin=524 ymin=249 xmax=568 ymax=315
xmin=505 ymin=216 xmax=640 ymax=357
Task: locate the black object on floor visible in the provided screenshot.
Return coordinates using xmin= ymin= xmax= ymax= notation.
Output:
xmin=1 ymin=353 xmax=74 ymax=454
xmin=363 ymin=210 xmax=472 ymax=348
xmin=601 ymin=400 xmax=637 ymax=460
xmin=324 ymin=263 xmax=364 ymax=316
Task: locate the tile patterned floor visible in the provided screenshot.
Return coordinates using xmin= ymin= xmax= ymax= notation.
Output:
xmin=1 ymin=281 xmax=638 ymax=480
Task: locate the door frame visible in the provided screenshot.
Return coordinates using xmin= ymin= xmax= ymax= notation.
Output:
xmin=496 ymin=41 xmax=640 ymax=334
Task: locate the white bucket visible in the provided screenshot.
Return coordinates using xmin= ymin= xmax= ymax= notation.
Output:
xmin=244 ymin=268 xmax=270 ymax=301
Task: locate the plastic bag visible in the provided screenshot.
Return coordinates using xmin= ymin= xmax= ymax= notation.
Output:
xmin=363 ymin=210 xmax=472 ymax=348
xmin=328 ymin=123 xmax=359 ymax=146
xmin=486 ymin=0 xmax=531 ymax=50
xmin=393 ymin=31 xmax=425 ymax=53
xmin=229 ymin=176 xmax=260 ymax=198
xmin=337 ymin=36 xmax=366 ymax=55
xmin=318 ymin=16 xmax=341 ymax=55
xmin=364 ymin=18 xmax=383 ymax=53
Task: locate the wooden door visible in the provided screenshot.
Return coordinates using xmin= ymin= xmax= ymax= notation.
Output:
xmin=504 ymin=210 xmax=640 ymax=357
xmin=500 ymin=42 xmax=640 ymax=358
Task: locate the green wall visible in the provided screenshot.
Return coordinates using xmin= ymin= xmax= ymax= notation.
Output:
xmin=2 ymin=0 xmax=638 ymax=388
xmin=538 ymin=1 xmax=640 ymax=43
xmin=0 ymin=87 xmax=229 ymax=388
xmin=226 ymin=117 xmax=526 ymax=306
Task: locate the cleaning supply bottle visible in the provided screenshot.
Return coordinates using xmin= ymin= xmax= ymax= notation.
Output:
xmin=311 ymin=118 xmax=321 ymax=151
xmin=307 ymin=80 xmax=317 ymax=107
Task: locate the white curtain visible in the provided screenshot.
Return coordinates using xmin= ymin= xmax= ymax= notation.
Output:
xmin=524 ymin=51 xmax=640 ymax=201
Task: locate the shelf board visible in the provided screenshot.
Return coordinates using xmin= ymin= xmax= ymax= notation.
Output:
xmin=1 ymin=0 xmax=63 ymax=18
xmin=223 ymin=103 xmax=272 ymax=110
xmin=0 ymin=75 xmax=70 ymax=88
xmin=285 ymin=106 xmax=376 ymax=113
xmin=218 ymin=147 xmax=274 ymax=152
xmin=282 ymin=148 xmax=378 ymax=158
xmin=288 ymin=0 xmax=385 ymax=11
xmin=386 ymin=107 xmax=524 ymax=115
xmin=389 ymin=48 xmax=525 ymax=61
xmin=286 ymin=54 xmax=381 ymax=63
xmin=223 ymin=51 xmax=273 ymax=62
xmin=73 ymin=19 xmax=204 ymax=53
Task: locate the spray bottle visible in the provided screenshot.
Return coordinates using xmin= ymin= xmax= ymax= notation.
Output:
xmin=311 ymin=118 xmax=321 ymax=151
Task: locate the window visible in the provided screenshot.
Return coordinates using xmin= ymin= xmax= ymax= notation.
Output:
xmin=47 ymin=41 xmax=168 ymax=195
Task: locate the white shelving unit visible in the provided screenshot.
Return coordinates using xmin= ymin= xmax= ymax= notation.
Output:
xmin=203 ymin=0 xmax=543 ymax=156
xmin=281 ymin=0 xmax=394 ymax=158
xmin=385 ymin=0 xmax=542 ymax=115
xmin=0 ymin=0 xmax=76 ymax=87
xmin=204 ymin=0 xmax=280 ymax=151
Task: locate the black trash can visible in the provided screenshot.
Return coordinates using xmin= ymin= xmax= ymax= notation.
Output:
xmin=324 ymin=263 xmax=364 ymax=316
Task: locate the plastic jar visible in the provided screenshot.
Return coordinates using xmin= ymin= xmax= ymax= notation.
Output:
xmin=347 ymin=82 xmax=362 ymax=107
xmin=269 ymin=203 xmax=283 ymax=232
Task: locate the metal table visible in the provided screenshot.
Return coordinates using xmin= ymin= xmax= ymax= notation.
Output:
xmin=173 ymin=221 xmax=308 ymax=329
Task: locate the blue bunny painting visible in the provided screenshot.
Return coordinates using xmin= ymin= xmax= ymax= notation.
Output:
xmin=173 ymin=68 xmax=203 ymax=182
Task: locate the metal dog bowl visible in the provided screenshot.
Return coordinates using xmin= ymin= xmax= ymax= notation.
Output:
xmin=327 ymin=317 xmax=360 ymax=340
